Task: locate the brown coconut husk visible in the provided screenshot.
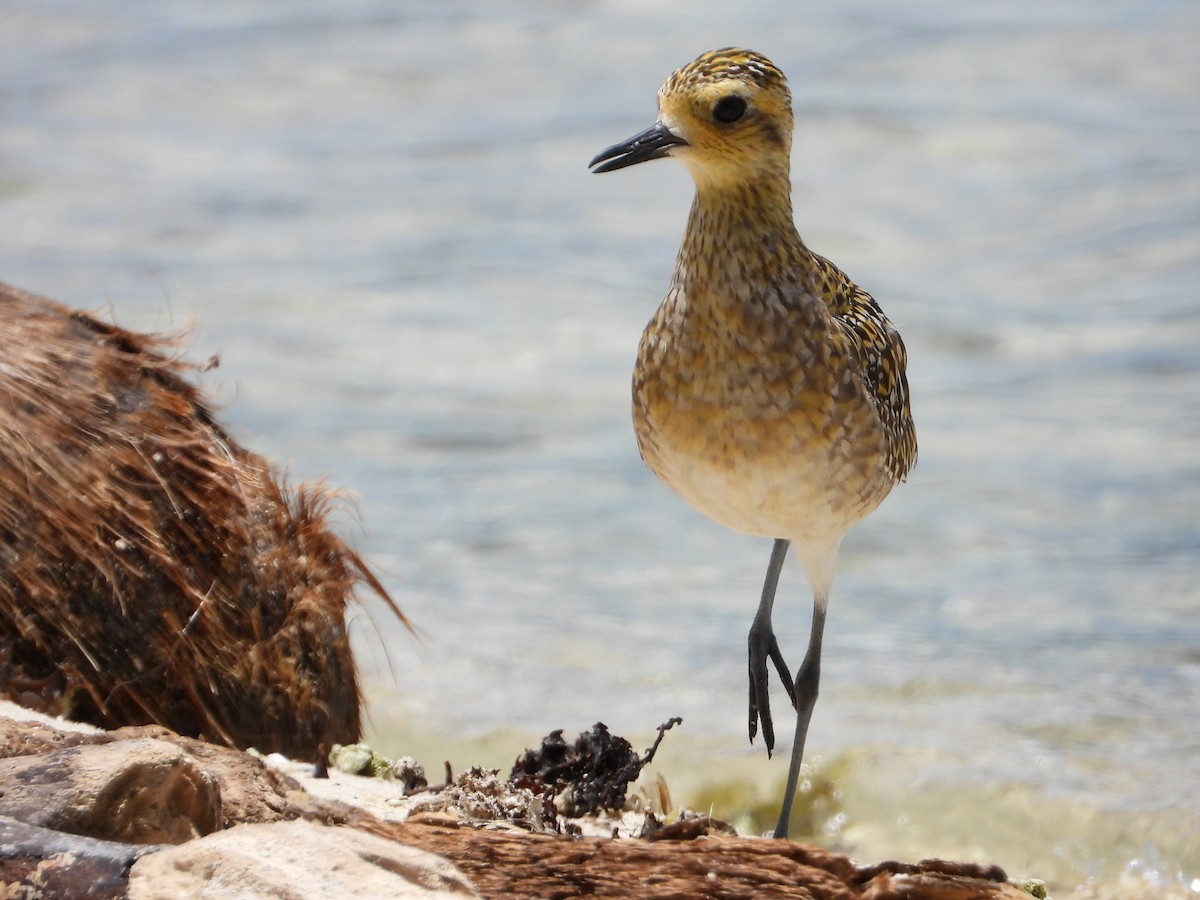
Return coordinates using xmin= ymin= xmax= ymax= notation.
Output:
xmin=0 ymin=282 xmax=409 ymax=760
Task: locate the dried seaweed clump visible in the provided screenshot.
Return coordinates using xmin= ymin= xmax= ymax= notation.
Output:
xmin=0 ymin=283 xmax=407 ymax=760
xmin=510 ymin=719 xmax=682 ymax=817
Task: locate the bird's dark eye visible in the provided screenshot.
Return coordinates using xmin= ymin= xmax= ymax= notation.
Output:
xmin=713 ymin=95 xmax=747 ymax=124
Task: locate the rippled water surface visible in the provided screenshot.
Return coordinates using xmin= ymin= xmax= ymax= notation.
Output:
xmin=2 ymin=1 xmax=1198 ymax=894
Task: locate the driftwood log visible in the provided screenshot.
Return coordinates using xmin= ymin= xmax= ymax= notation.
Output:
xmin=0 ymin=283 xmax=406 ymax=759
xmin=371 ymin=818 xmax=1027 ymax=900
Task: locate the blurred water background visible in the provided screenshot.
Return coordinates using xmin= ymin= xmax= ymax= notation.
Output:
xmin=2 ymin=1 xmax=1197 ymax=895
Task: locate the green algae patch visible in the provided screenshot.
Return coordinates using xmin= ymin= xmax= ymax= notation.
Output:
xmin=329 ymin=742 xmax=399 ymax=779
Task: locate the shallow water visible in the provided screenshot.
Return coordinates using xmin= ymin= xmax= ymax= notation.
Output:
xmin=2 ymin=1 xmax=1198 ymax=894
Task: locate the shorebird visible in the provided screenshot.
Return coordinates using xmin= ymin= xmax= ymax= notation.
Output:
xmin=589 ymin=48 xmax=916 ymax=839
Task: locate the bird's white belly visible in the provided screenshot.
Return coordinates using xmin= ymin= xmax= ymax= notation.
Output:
xmin=650 ymin=446 xmax=869 ymax=543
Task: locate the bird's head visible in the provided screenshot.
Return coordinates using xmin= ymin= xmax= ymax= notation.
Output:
xmin=589 ymin=48 xmax=794 ymax=190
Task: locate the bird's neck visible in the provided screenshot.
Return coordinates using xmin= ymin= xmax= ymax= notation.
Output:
xmin=672 ymin=172 xmax=817 ymax=305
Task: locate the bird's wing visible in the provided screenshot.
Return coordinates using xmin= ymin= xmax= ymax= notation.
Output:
xmin=810 ymin=253 xmax=917 ymax=483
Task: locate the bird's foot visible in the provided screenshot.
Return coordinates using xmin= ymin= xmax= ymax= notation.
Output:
xmin=747 ymin=624 xmax=797 ymax=756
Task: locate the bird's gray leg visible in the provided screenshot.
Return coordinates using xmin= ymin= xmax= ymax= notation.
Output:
xmin=748 ymin=538 xmax=796 ymax=755
xmin=773 ymin=599 xmax=827 ymax=839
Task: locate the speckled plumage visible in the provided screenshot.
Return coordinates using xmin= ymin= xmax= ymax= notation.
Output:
xmin=591 ymin=47 xmax=916 ymax=839
xmin=629 ymin=50 xmax=914 ymax=536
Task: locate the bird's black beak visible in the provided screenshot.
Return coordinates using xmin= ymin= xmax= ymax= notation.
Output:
xmin=589 ymin=122 xmax=688 ymax=173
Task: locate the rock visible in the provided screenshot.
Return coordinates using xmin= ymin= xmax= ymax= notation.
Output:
xmin=0 ymin=737 xmax=219 ymax=844
xmin=0 ymin=816 xmax=164 ymax=899
xmin=111 ymin=725 xmax=357 ymax=829
xmin=0 ymin=706 xmax=103 ymax=763
xmin=0 ymin=707 xmax=368 ymax=839
xmin=127 ymin=819 xmax=479 ymax=899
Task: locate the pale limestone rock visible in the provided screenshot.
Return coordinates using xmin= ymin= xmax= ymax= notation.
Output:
xmin=128 ymin=819 xmax=480 ymax=898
